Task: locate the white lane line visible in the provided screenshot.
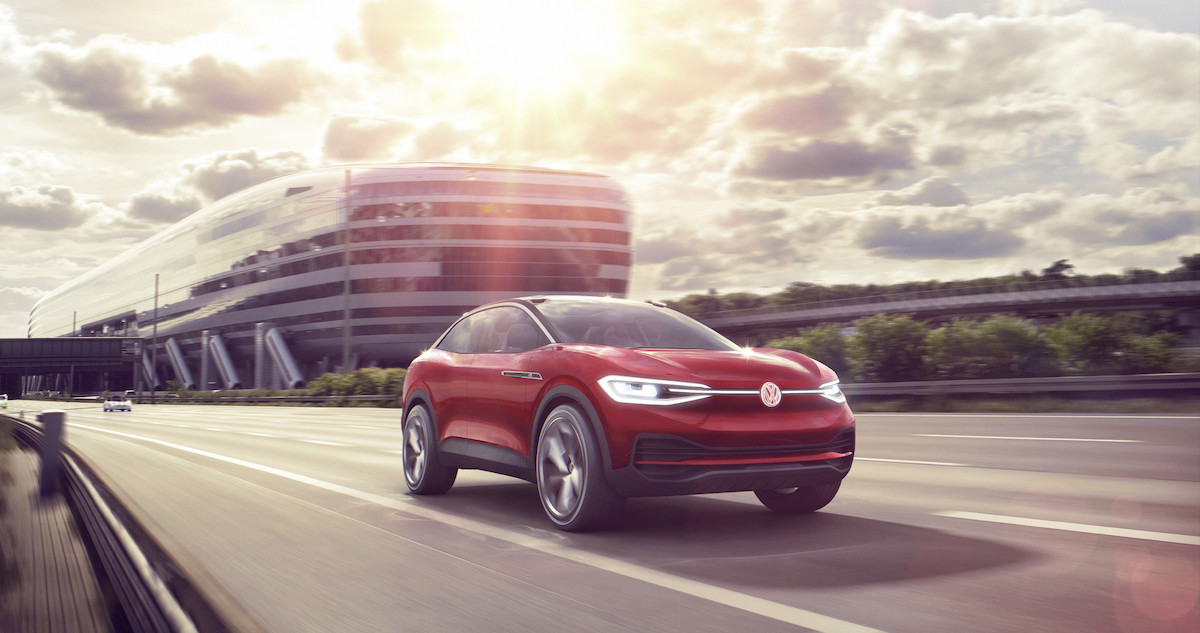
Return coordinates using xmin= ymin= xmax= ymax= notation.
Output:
xmin=937 ymin=511 xmax=1200 ymax=546
xmin=866 ymin=413 xmax=1199 ymax=420
xmin=857 ymin=457 xmax=966 ymax=467
xmin=71 ymin=424 xmax=885 ymax=633
xmin=917 ymin=434 xmax=1140 ymax=443
xmin=299 ymin=439 xmax=349 ymax=447
xmin=346 ymin=425 xmax=383 ymax=430
xmin=244 ymin=432 xmax=278 ymax=438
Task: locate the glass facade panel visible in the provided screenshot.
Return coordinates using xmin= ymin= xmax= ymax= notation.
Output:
xmin=29 ymin=164 xmax=633 ymax=377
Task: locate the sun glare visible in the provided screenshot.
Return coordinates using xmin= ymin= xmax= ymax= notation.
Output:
xmin=450 ymin=0 xmax=624 ymax=92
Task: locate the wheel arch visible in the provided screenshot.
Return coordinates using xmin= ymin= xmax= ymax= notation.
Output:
xmin=404 ymin=388 xmax=435 ymax=430
xmin=531 ymin=384 xmax=613 ymax=471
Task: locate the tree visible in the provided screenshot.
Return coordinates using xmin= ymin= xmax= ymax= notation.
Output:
xmin=766 ymin=323 xmax=852 ymax=378
xmin=773 ymin=282 xmax=822 ymax=305
xmin=720 ymin=292 xmax=766 ymax=311
xmin=1041 ymin=259 xmax=1075 ymax=280
xmin=848 ymin=314 xmax=929 ymax=382
xmin=668 ymin=292 xmax=722 ymax=319
xmin=1115 ymin=332 xmax=1179 ymax=374
xmin=927 ymin=316 xmax=1059 ymax=379
xmin=1178 ymin=253 xmax=1200 ymax=272
xmin=1047 ymin=312 xmax=1124 ymax=375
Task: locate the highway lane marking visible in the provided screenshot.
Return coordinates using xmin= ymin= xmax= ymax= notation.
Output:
xmin=857 ymin=457 xmax=967 ymax=467
xmin=916 ymin=434 xmax=1140 ymax=443
xmin=299 ymin=439 xmax=349 ymax=447
xmin=71 ymin=424 xmax=886 ymax=633
xmin=866 ymin=413 xmax=1198 ymax=420
xmin=937 ymin=511 xmax=1200 ymax=546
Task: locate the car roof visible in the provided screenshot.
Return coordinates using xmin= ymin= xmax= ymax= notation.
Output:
xmin=481 ymin=295 xmax=660 ymax=311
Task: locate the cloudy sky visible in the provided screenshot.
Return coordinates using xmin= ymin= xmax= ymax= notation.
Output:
xmin=1 ymin=0 xmax=1197 ymax=338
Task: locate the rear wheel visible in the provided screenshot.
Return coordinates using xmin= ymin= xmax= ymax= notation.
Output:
xmin=403 ymin=403 xmax=457 ymax=494
xmin=755 ymin=481 xmax=841 ymax=514
xmin=536 ymin=404 xmax=624 ymax=531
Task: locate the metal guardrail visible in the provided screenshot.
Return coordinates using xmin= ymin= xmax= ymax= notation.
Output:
xmin=29 ymin=373 xmax=1200 ymax=406
xmin=843 ymin=372 xmax=1200 ymax=397
xmin=6 ymin=413 xmax=257 ymax=633
xmin=133 ymin=394 xmax=398 ymax=405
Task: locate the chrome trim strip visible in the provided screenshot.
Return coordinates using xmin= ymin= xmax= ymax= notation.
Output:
xmin=501 ymin=370 xmax=543 ymax=380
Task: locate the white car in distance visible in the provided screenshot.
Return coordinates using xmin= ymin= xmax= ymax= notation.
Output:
xmin=103 ymin=394 xmax=132 ymax=412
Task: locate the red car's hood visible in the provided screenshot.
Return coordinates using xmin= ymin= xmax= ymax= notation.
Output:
xmin=602 ymin=347 xmax=833 ymax=388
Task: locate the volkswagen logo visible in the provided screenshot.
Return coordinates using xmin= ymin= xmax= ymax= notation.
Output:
xmin=760 ymin=382 xmax=782 ymax=407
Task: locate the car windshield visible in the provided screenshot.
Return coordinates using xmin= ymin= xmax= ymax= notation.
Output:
xmin=534 ymin=299 xmax=740 ymax=351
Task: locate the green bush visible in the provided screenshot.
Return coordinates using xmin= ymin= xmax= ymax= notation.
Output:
xmin=926 ymin=316 xmax=1059 ymax=379
xmin=1115 ymin=332 xmax=1180 ymax=374
xmin=306 ymin=368 xmax=407 ymax=398
xmin=766 ymin=323 xmax=852 ymax=379
xmin=1048 ymin=313 xmax=1128 ymax=375
xmin=848 ymin=314 xmax=930 ymax=382
xmin=307 ymin=372 xmax=350 ymax=397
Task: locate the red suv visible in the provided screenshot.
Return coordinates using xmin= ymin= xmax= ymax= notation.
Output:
xmin=401 ymin=296 xmax=855 ymax=531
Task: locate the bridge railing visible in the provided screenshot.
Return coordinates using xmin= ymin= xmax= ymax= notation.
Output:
xmin=701 ymin=270 xmax=1200 ymax=321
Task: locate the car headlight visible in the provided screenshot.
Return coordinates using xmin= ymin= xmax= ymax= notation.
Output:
xmin=818 ymin=380 xmax=846 ymax=404
xmin=598 ymin=375 xmax=712 ymax=406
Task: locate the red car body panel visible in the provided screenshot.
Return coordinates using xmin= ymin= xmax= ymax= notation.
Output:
xmin=402 ymin=297 xmax=855 ymax=499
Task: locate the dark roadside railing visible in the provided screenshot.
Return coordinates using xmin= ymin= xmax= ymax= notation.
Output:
xmin=6 ymin=412 xmax=266 ymax=633
xmin=104 ymin=372 xmax=1200 ymax=405
xmin=843 ymin=372 xmax=1200 ymax=398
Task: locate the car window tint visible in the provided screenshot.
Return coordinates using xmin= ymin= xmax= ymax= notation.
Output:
xmin=436 ymin=314 xmax=480 ymax=353
xmin=477 ymin=307 xmax=549 ymax=354
xmin=536 ymin=300 xmax=739 ymax=350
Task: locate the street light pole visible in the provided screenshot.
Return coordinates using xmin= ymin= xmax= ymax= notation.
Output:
xmin=152 ymin=273 xmax=158 ymax=403
xmin=341 ymin=169 xmax=352 ymax=374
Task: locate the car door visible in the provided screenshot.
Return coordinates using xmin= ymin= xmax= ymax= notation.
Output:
xmin=463 ymin=306 xmax=550 ymax=456
xmin=425 ymin=310 xmax=486 ymax=442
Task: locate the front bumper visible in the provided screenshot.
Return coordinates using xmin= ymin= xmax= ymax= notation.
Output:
xmin=605 ymin=428 xmax=854 ymax=497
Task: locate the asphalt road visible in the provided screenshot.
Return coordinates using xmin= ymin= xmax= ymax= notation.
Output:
xmin=9 ymin=400 xmax=1199 ymax=633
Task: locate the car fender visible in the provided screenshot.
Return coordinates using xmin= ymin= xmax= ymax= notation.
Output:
xmin=531 ymin=383 xmax=614 ymax=475
xmin=403 ymin=388 xmax=435 ymax=430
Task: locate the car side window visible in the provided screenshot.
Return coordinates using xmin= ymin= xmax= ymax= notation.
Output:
xmin=479 ymin=307 xmax=548 ymax=354
xmin=435 ymin=307 xmax=548 ymax=354
xmin=436 ymin=314 xmax=482 ymax=353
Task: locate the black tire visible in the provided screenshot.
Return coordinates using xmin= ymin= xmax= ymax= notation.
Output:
xmin=535 ymin=404 xmax=625 ymax=532
xmin=755 ymin=481 xmax=841 ymax=514
xmin=402 ymin=403 xmax=457 ymax=495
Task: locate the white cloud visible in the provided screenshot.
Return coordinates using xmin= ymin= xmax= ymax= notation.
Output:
xmin=873 ymin=176 xmax=969 ymax=207
xmin=0 ymin=0 xmax=1195 ymax=333
xmin=322 ymin=114 xmax=414 ymax=162
xmin=0 ymin=184 xmax=91 ymax=229
xmin=31 ymin=34 xmax=329 ymax=135
xmin=182 ymin=148 xmax=313 ymax=201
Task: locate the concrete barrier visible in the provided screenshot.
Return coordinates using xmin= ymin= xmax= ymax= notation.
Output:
xmin=37 ymin=409 xmax=64 ymax=497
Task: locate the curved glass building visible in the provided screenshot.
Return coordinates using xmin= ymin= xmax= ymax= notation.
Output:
xmin=28 ymin=163 xmax=632 ymax=389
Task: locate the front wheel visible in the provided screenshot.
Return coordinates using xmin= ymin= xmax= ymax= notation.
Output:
xmin=536 ymin=404 xmax=624 ymax=532
xmin=403 ymin=403 xmax=457 ymax=495
xmin=755 ymin=481 xmax=841 ymax=514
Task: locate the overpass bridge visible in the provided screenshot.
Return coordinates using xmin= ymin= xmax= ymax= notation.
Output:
xmin=702 ymin=278 xmax=1200 ymax=338
xmin=0 ymin=337 xmax=142 ymax=398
